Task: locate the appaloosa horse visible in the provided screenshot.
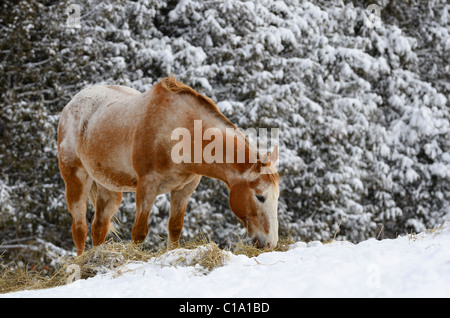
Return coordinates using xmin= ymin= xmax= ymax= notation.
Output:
xmin=57 ymin=75 xmax=280 ymax=255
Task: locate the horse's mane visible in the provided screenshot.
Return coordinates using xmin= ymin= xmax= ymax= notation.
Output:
xmin=160 ymin=75 xmax=237 ymax=130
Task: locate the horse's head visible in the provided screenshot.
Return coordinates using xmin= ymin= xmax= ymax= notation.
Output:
xmin=229 ymin=146 xmax=280 ymax=249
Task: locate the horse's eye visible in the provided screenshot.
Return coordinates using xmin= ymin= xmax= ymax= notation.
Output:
xmin=256 ymin=195 xmax=265 ymax=203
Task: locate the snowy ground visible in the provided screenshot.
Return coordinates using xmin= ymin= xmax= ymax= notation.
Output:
xmin=3 ymin=222 xmax=450 ymax=298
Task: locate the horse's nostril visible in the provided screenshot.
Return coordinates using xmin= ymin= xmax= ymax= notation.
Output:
xmin=252 ymin=238 xmax=263 ymax=248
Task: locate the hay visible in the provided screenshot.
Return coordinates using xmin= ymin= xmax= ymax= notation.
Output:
xmin=231 ymin=236 xmax=295 ymax=257
xmin=0 ymin=235 xmax=296 ymax=294
xmin=177 ymin=235 xmax=230 ymax=271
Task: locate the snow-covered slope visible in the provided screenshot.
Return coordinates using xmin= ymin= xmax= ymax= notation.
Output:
xmin=3 ymin=221 xmax=450 ymax=298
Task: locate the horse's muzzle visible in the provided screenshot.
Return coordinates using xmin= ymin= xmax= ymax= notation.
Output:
xmin=252 ymin=237 xmax=277 ymax=249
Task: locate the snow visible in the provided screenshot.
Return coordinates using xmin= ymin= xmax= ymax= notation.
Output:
xmin=0 ymin=180 xmax=14 ymax=217
xmin=3 ymin=222 xmax=450 ymax=298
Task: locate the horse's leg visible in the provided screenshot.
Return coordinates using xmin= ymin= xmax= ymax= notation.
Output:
xmin=60 ymin=164 xmax=93 ymax=255
xmin=168 ymin=176 xmax=202 ymax=250
xmin=89 ymin=182 xmax=123 ymax=246
xmin=131 ymin=176 xmax=157 ymax=243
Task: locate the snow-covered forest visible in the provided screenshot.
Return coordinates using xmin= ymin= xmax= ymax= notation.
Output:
xmin=0 ymin=0 xmax=449 ymax=268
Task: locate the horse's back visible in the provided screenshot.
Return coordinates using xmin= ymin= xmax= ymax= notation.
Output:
xmin=59 ymin=84 xmax=141 ymax=126
xmin=58 ymin=85 xmax=144 ymax=191
xmin=58 ymin=85 xmax=141 ymax=150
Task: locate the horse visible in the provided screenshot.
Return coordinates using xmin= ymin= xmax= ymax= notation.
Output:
xmin=57 ymin=75 xmax=280 ymax=255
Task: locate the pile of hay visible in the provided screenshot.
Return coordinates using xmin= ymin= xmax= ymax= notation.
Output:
xmin=0 ymin=236 xmax=295 ymax=294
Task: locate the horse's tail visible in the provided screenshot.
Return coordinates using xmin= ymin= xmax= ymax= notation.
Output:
xmin=88 ymin=182 xmax=121 ymax=239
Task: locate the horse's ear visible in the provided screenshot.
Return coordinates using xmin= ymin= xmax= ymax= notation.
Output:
xmin=249 ymin=160 xmax=263 ymax=179
xmin=269 ymin=145 xmax=278 ymax=164
xmin=261 ymin=152 xmax=270 ymax=165
xmin=250 ymin=147 xmax=278 ymax=179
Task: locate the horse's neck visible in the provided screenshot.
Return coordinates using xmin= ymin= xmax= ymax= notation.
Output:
xmin=188 ymin=127 xmax=257 ymax=188
xmin=165 ymin=90 xmax=258 ymax=188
